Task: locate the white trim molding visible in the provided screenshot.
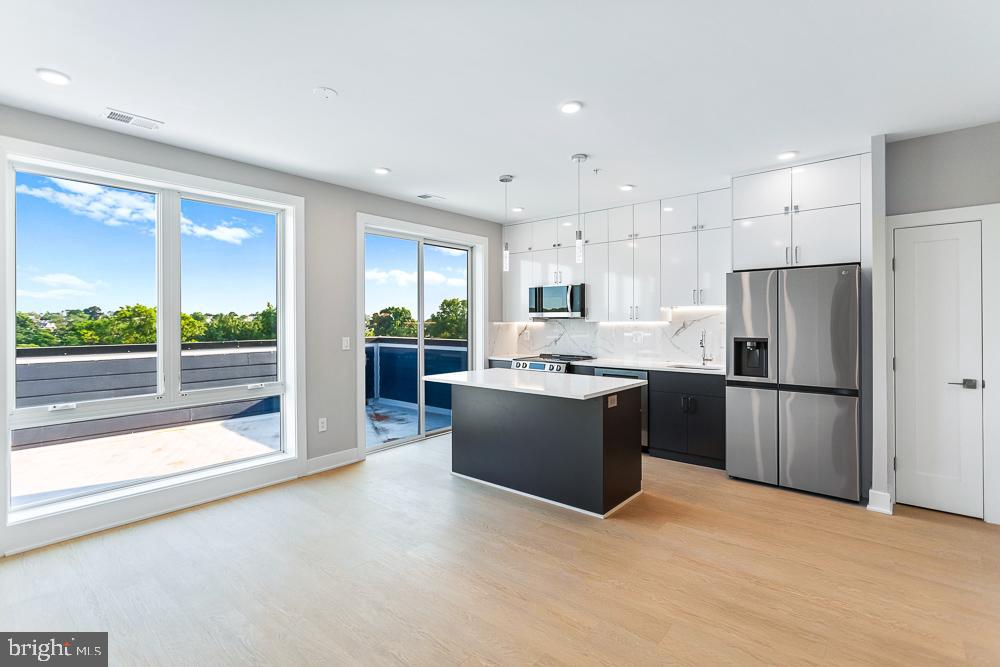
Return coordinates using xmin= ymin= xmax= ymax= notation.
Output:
xmin=882 ymin=202 xmax=1000 ymax=525
xmin=867 ymin=490 xmax=893 ymax=515
xmin=306 ymin=448 xmax=363 ymax=475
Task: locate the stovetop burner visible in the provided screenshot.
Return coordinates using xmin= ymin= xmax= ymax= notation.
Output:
xmin=511 ymin=353 xmax=594 ymax=373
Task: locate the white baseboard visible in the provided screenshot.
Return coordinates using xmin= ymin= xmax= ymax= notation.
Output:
xmin=452 ymin=471 xmax=641 ymax=519
xmin=866 ymin=489 xmax=893 ymax=515
xmin=306 ymin=448 xmax=364 ymax=474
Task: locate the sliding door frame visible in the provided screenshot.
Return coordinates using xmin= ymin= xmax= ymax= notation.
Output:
xmin=356 ymin=213 xmax=488 ymax=456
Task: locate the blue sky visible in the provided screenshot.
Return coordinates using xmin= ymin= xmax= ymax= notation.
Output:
xmin=364 ymin=233 xmax=468 ymax=317
xmin=15 ymin=172 xmax=276 ymax=314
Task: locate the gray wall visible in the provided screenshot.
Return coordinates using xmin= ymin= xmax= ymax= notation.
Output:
xmin=886 ymin=120 xmax=1000 ymax=215
xmin=0 ymin=104 xmax=502 ymax=459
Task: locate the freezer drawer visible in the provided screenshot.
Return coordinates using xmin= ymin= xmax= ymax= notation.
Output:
xmin=778 ymin=264 xmax=859 ymax=390
xmin=725 ymin=386 xmax=777 ymax=484
xmin=778 ymin=391 xmax=859 ymax=501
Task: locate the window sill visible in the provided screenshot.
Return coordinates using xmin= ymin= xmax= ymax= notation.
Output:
xmin=7 ymin=450 xmax=296 ymax=526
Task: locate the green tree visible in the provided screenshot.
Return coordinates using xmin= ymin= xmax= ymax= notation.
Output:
xmin=366 ymin=306 xmax=418 ymax=337
xmin=181 ymin=312 xmax=207 ymax=342
xmin=252 ymin=302 xmax=277 ymax=340
xmin=15 ymin=312 xmax=58 ymax=347
xmin=88 ymin=304 xmax=157 ymax=344
xmin=424 ymin=298 xmax=468 ymax=339
xmin=204 ymin=312 xmax=254 ymax=341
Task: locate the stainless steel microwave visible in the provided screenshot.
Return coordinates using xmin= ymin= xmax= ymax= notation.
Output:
xmin=528 ymin=284 xmax=586 ymax=318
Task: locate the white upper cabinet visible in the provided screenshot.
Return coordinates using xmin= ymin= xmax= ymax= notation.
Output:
xmin=608 ymin=240 xmax=634 ymax=321
xmin=791 ymin=155 xmax=860 ymax=212
xmin=531 ymin=248 xmax=559 ymax=285
xmin=556 ymin=215 xmax=579 ymax=247
xmin=531 ymin=219 xmax=558 ymax=251
xmin=608 ymin=206 xmax=634 ymax=242
xmin=556 ymin=247 xmax=582 ymax=285
xmin=584 ymin=210 xmax=609 ymax=244
xmin=791 ymin=204 xmax=861 ymax=266
xmin=697 ymin=188 xmax=732 ymax=230
xmin=732 ymin=213 xmax=792 ymax=270
xmin=632 ymin=237 xmax=661 ymax=321
xmin=660 ymin=232 xmax=698 ymax=307
xmin=659 ymin=194 xmax=698 ymax=235
xmin=584 ymin=242 xmax=609 ymax=321
xmin=633 ymin=201 xmax=661 ymax=239
xmin=732 ymin=168 xmax=792 ymax=219
xmin=503 ymin=223 xmax=532 ymax=254
xmin=502 ymin=251 xmax=533 ymax=321
xmin=697 ymin=226 xmax=731 ymax=305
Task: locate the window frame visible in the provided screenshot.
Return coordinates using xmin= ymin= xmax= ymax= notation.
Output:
xmin=0 ymin=137 xmax=306 ymax=550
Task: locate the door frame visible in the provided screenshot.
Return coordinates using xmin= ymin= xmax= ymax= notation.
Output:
xmin=884 ymin=204 xmax=999 ymax=524
xmin=355 ymin=213 xmax=488 ymax=457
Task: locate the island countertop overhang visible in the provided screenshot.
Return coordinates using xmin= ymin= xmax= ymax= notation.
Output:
xmin=424 ymin=368 xmax=647 ymax=401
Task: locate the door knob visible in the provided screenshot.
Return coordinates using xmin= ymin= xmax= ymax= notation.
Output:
xmin=947 ymin=379 xmax=979 ymax=389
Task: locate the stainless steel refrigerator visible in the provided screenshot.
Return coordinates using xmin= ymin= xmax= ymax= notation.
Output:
xmin=725 ymin=264 xmax=860 ymax=501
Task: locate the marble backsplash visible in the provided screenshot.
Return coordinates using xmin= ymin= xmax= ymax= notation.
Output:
xmin=489 ymin=308 xmax=726 ymax=366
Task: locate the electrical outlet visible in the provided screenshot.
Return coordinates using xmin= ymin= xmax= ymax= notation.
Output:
xmin=341 ymin=337 xmax=351 ymax=351
xmin=318 ymin=417 xmax=328 ymax=432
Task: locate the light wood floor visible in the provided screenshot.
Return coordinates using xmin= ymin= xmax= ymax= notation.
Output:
xmin=2 ymin=434 xmax=999 ymax=666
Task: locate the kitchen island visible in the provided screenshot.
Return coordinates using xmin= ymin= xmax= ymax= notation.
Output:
xmin=424 ymin=368 xmax=646 ymax=517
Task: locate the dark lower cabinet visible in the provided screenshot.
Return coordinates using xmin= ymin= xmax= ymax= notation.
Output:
xmin=648 ymin=372 xmax=726 ymax=469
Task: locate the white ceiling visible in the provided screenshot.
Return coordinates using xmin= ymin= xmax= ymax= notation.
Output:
xmin=2 ymin=1 xmax=1000 ymax=223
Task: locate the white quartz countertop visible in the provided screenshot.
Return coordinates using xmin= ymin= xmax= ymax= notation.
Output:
xmin=487 ymin=356 xmax=725 ymax=375
xmin=424 ymin=368 xmax=647 ymax=400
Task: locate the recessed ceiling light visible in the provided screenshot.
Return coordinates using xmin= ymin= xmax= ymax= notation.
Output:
xmin=662 ymin=206 xmax=674 ymax=212
xmin=777 ymin=150 xmax=798 ymax=161
xmin=619 ymin=184 xmax=635 ymax=192
xmin=35 ymin=68 xmax=71 ymax=86
xmin=313 ymin=86 xmax=338 ymax=100
xmin=373 ymin=167 xmax=391 ymax=175
xmin=560 ymin=100 xmax=583 ymax=114
xmin=511 ymin=207 xmax=524 ymax=213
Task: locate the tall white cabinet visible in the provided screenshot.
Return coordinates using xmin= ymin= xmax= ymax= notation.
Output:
xmin=731 ymin=154 xmax=862 ymax=270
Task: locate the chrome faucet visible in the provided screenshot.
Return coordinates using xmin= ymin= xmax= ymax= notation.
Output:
xmin=700 ymin=330 xmax=714 ymax=366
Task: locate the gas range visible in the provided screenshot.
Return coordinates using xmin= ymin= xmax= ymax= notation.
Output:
xmin=511 ymin=353 xmax=595 ymax=373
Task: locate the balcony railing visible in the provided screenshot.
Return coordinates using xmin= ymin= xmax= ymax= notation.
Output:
xmin=365 ymin=337 xmax=468 ymax=412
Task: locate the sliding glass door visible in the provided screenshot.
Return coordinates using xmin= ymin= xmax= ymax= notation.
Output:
xmin=363 ymin=233 xmax=470 ymax=449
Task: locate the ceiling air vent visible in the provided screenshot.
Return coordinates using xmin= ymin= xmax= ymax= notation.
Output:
xmin=103 ymin=107 xmax=163 ymax=131
xmin=417 ymin=193 xmax=445 ymax=200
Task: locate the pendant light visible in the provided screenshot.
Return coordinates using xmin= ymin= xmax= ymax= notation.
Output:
xmin=571 ymin=153 xmax=588 ymax=263
xmin=500 ymin=174 xmax=513 ymax=272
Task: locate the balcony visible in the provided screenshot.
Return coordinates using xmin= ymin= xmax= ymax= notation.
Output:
xmin=11 ymin=341 xmax=280 ymax=509
xmin=365 ymin=337 xmax=468 ymax=447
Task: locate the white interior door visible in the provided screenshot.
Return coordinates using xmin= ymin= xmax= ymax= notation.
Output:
xmin=894 ymin=221 xmax=983 ymax=518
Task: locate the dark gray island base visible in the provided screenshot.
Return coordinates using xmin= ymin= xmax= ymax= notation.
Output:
xmin=428 ymin=370 xmax=645 ymax=518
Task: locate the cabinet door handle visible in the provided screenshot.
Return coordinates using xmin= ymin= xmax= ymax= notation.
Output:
xmin=691 ymin=225 xmax=698 ymax=231
xmin=793 ymin=204 xmax=799 ymax=212
xmin=636 ymin=306 xmax=640 ymax=319
xmin=692 ymin=289 xmax=697 ymax=304
xmin=785 ymin=246 xmax=791 ymax=264
xmin=681 ymin=396 xmax=689 ymax=413
xmin=784 ymin=205 xmax=790 ymax=213
xmin=688 ymin=396 xmax=697 ymax=414
xmin=699 ymin=288 xmax=704 ymax=303
xmin=795 ymin=245 xmax=801 ymax=263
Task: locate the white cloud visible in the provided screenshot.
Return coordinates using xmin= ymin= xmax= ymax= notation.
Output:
xmin=15 ymin=177 xmax=156 ymax=228
xmin=365 ymin=268 xmax=418 ymax=287
xmin=181 ymin=215 xmax=256 ymax=245
xmin=429 ymin=246 xmax=466 ymax=257
xmin=366 ymin=268 xmax=464 ymax=288
xmin=16 ymin=288 xmax=91 ymax=300
xmin=33 ymin=273 xmax=100 ymax=290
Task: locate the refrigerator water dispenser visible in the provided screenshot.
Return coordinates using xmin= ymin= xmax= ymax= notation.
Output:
xmin=733 ymin=338 xmax=768 ymax=378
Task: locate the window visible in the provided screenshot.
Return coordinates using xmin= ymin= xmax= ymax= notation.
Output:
xmin=6 ymin=159 xmax=296 ymax=517
xmin=180 ymin=198 xmax=278 ymax=392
